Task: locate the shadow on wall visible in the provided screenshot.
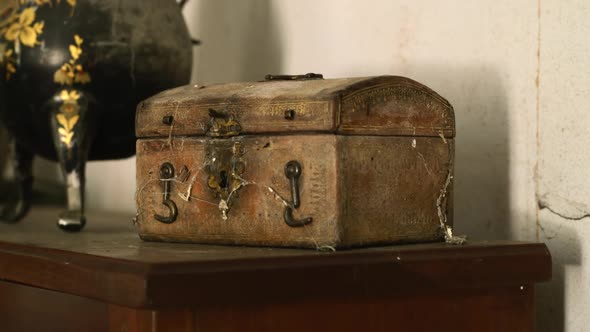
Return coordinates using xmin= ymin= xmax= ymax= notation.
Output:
xmin=452 ymin=68 xmax=510 ymax=240
xmin=189 ymin=0 xmax=282 ymax=83
xmin=536 ymin=219 xmax=582 ymax=332
xmin=413 ymin=66 xmax=579 ymax=331
xmin=407 ymin=66 xmax=511 ymax=240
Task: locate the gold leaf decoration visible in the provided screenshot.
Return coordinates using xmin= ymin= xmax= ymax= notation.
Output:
xmin=68 ymin=114 xmax=79 ymax=128
xmin=70 ymin=90 xmax=80 ymax=100
xmin=32 ymin=21 xmax=43 ymax=34
xmin=74 ymin=70 xmax=90 ymax=83
xmin=4 ymin=7 xmax=41 ymax=47
xmin=53 ymin=65 xmax=71 ymax=84
xmin=0 ymin=43 xmax=17 ymax=79
xmin=56 ymin=113 xmax=68 ymax=128
xmin=34 ymin=0 xmax=52 ymax=6
xmin=59 ymin=89 xmax=70 ymax=100
xmin=2 ymin=0 xmax=78 ymax=80
xmin=17 ymin=7 xmax=34 ymax=25
xmin=56 ymin=89 xmax=81 ymax=148
xmin=6 ymin=62 xmax=16 ymax=75
xmin=53 ymin=34 xmax=90 ymax=85
xmin=59 ymin=89 xmax=80 ymax=101
xmin=68 ymin=44 xmax=80 ymax=59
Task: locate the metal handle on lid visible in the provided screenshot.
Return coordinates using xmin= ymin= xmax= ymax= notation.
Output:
xmin=265 ymin=73 xmax=323 ymax=81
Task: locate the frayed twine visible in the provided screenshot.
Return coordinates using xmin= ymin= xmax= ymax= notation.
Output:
xmin=177 ymin=165 xmax=191 ymax=183
xmin=134 ymin=165 xmax=219 ymax=222
xmin=443 ymin=225 xmax=467 ymax=245
xmin=178 ymin=174 xmax=197 ymax=202
xmin=316 ymin=245 xmax=336 ymax=252
xmin=266 ymin=186 xmax=290 ymax=207
xmin=225 ymin=174 xmax=334 ymax=251
xmin=437 ymin=165 xmax=466 ymax=245
xmin=138 ymin=166 xmax=337 ymax=252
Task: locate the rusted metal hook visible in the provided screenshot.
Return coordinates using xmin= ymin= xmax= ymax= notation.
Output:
xmin=283 ymin=160 xmax=313 ymax=227
xmin=154 ymin=162 xmax=178 ymax=224
xmin=155 ymin=199 xmax=178 ymax=224
xmin=284 ymin=206 xmax=312 ymax=227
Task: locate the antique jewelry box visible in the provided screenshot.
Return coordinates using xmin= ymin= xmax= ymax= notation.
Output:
xmin=135 ymin=74 xmax=455 ymax=248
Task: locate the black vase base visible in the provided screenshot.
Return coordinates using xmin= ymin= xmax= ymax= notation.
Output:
xmin=0 ymin=200 xmax=30 ymax=223
xmin=0 ymin=180 xmax=32 ymax=223
xmin=57 ymin=210 xmax=86 ymax=232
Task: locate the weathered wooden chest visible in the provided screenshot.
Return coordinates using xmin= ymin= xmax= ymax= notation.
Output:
xmin=135 ymin=74 xmax=455 ymax=248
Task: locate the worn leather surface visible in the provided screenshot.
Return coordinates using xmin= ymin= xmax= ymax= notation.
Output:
xmin=135 ymin=76 xmax=454 ymax=138
xmin=135 ymin=76 xmax=455 ymax=248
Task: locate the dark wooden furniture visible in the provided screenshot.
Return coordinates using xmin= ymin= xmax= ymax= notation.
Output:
xmin=0 ymin=208 xmax=551 ymax=331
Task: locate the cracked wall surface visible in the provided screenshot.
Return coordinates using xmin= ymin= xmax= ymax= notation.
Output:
xmin=536 ymin=0 xmax=590 ymax=223
xmin=535 ymin=0 xmax=590 ymax=330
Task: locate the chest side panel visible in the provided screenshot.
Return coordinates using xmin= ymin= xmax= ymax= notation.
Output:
xmin=338 ymin=136 xmax=453 ymax=246
xmin=136 ymin=135 xmax=341 ymax=248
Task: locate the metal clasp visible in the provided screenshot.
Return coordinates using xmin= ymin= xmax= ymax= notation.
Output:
xmin=206 ymin=109 xmax=241 ymax=138
xmin=205 ymin=141 xmax=246 ymax=219
xmin=154 ymin=162 xmax=178 ymax=224
xmin=283 ymin=160 xmax=312 ymax=227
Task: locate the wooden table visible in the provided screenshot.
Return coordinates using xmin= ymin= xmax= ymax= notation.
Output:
xmin=0 ymin=208 xmax=551 ymax=332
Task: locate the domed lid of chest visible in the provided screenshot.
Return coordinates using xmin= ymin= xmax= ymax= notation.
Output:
xmin=135 ymin=74 xmax=455 ymax=139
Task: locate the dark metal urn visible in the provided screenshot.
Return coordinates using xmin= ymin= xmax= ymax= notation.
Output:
xmin=0 ymin=0 xmax=193 ymax=230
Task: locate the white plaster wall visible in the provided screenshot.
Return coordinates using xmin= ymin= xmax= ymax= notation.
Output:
xmin=39 ymin=1 xmax=586 ymax=330
xmin=535 ymin=1 xmax=590 ymax=330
